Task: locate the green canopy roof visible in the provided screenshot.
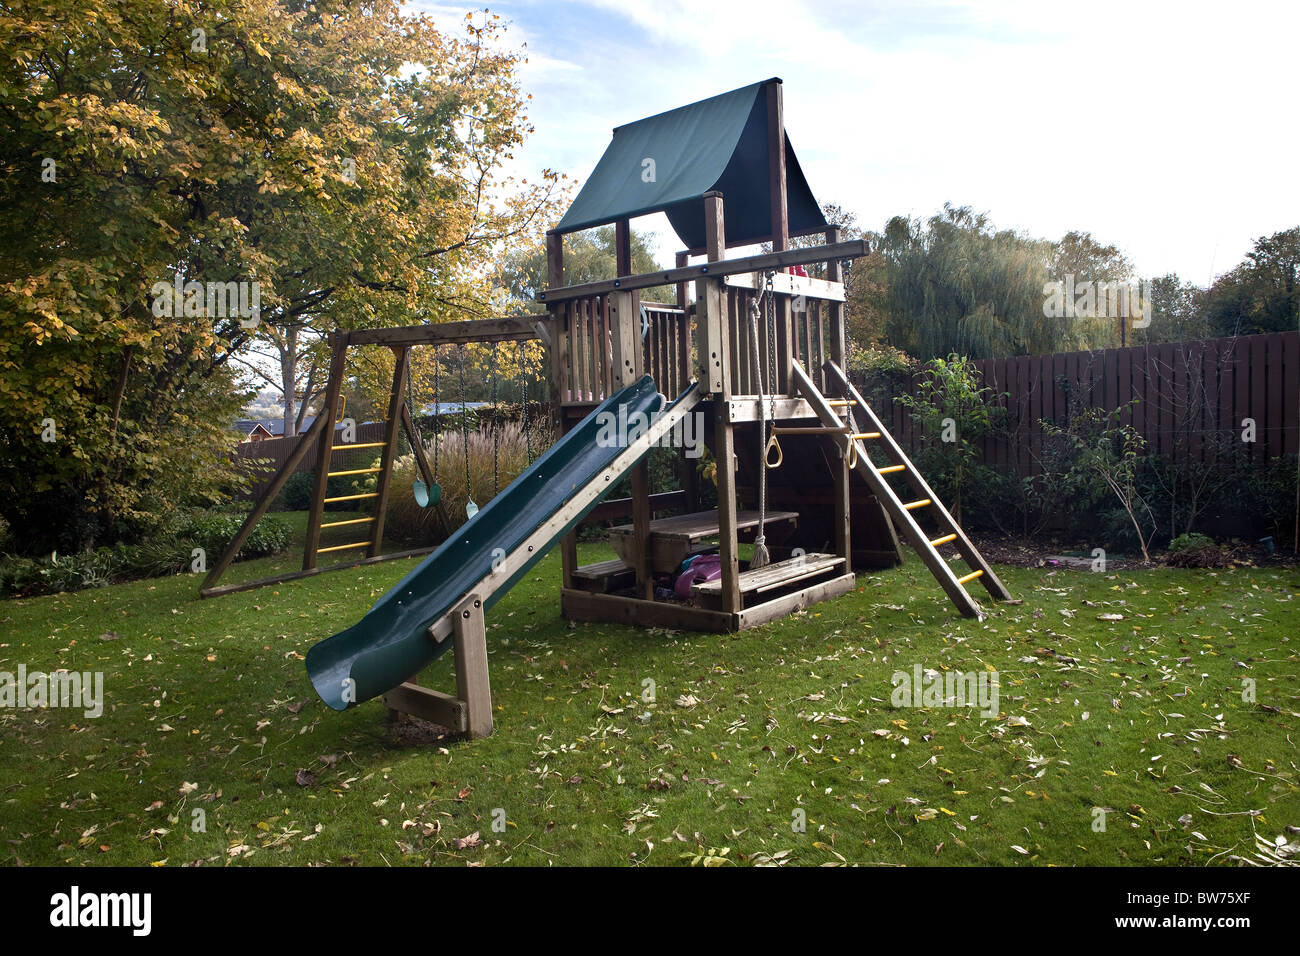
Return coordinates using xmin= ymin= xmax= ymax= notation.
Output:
xmin=554 ymin=79 xmax=826 ymax=251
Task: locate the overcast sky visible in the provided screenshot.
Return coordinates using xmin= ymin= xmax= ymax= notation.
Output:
xmin=411 ymin=0 xmax=1300 ymax=285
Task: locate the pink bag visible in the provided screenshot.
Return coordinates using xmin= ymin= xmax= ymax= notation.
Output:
xmin=675 ymin=554 xmax=722 ymax=599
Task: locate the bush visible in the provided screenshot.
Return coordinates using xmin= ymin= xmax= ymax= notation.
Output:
xmin=0 ymin=511 xmax=292 ymax=598
xmin=281 ymin=471 xmax=316 ymax=511
xmin=1167 ymin=532 xmax=1229 ymax=568
xmin=181 ymin=512 xmax=292 ymax=559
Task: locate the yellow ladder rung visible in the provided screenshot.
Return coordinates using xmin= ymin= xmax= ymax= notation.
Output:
xmin=327 ymin=467 xmax=383 ymax=477
xmin=957 ymin=569 xmax=984 ymax=585
xmin=930 ymin=533 xmax=957 ymax=547
xmin=852 ymin=432 xmax=881 ymax=440
xmin=878 ymin=464 xmax=906 ymax=474
xmin=334 ymin=441 xmax=387 ymax=450
xmin=320 ymin=517 xmax=376 ymax=529
xmin=826 ymin=399 xmax=858 ymax=407
xmin=903 ymin=499 xmax=931 ymax=511
xmin=323 ymin=492 xmax=378 ymax=503
xmin=316 ymin=541 xmax=371 ymax=555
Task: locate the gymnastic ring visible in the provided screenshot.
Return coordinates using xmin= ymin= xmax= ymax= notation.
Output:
xmin=764 ymin=434 xmax=783 ymax=469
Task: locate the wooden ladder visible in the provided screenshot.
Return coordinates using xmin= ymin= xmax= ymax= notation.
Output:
xmin=303 ymin=341 xmax=413 ymax=570
xmin=790 ymin=360 xmax=1012 ymax=618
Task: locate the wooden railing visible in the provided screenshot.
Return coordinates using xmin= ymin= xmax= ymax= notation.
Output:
xmin=553 ymin=298 xmax=691 ymax=404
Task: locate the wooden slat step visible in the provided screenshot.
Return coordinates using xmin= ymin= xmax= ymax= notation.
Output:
xmin=693 ymin=553 xmax=844 ymax=599
xmin=316 ymin=540 xmax=370 ymax=555
xmin=321 ymin=517 xmax=376 ymax=529
xmin=573 ymin=558 xmax=631 ymax=580
xmin=324 ymin=492 xmax=379 ymax=503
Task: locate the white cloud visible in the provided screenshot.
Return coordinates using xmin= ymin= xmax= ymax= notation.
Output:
xmin=406 ymin=0 xmax=1300 ymax=283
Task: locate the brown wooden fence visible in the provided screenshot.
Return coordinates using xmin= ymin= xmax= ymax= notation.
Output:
xmin=851 ymin=331 xmax=1299 ymax=475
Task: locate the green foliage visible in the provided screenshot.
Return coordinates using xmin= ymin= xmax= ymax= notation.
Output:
xmin=0 ymin=1 xmax=555 ymax=555
xmin=0 ymin=509 xmax=290 ymax=596
xmin=182 ymin=512 xmax=291 ymax=560
xmin=1041 ymin=405 xmax=1157 ymax=562
xmin=496 ymin=224 xmax=673 ymax=305
xmin=860 ymin=204 xmax=1117 ymax=360
xmin=1204 ymin=227 xmax=1300 ymax=337
xmin=894 ymin=354 xmax=1000 ymax=523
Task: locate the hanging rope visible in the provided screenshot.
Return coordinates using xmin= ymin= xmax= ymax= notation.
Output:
xmin=749 ymin=272 xmax=779 ymax=571
xmin=519 ymin=341 xmax=532 ymax=465
xmin=431 ymin=345 xmax=440 ymax=483
xmin=459 ymin=342 xmax=477 ymax=518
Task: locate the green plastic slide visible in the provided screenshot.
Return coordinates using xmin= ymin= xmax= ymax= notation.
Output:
xmin=306 ymin=375 xmax=676 ymax=710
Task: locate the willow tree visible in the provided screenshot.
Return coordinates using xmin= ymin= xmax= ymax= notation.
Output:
xmin=0 ymin=0 xmax=556 ymax=552
xmin=858 ymin=204 xmax=1128 ymax=361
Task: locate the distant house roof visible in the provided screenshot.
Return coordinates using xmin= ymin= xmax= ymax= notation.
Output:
xmin=233 ymin=414 xmax=385 ymax=438
xmin=232 ymin=420 xmax=276 ymax=441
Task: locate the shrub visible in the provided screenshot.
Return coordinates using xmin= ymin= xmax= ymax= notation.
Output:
xmin=281 ymin=470 xmax=316 ymax=511
xmin=181 ymin=512 xmax=292 ymax=560
xmin=1167 ymin=532 xmax=1229 ymax=568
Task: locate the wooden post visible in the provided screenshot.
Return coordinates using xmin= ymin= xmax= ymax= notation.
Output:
xmin=765 ymin=79 xmax=792 ymax=395
xmin=452 ymin=593 xmax=493 ymax=739
xmin=824 ymin=226 xmax=851 ymax=570
xmin=676 ymin=249 xmax=700 ymax=514
xmin=614 ymin=220 xmax=655 ymax=599
xmin=304 ymin=333 xmax=348 ymax=570
xmin=369 ymin=346 xmax=409 ymax=558
xmin=547 ymin=230 xmax=579 ymax=591
xmin=699 ymin=192 xmax=741 ymax=614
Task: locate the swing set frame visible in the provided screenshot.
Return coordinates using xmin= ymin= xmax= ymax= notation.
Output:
xmin=199 ymin=315 xmax=546 ymax=597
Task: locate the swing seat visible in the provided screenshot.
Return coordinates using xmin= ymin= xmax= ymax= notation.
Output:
xmin=414 ymin=480 xmax=441 ymax=508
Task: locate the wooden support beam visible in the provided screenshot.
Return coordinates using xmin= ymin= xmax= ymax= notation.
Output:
xmin=825 ymin=226 xmax=847 ymax=370
xmin=381 ymin=682 xmax=468 ymax=733
xmin=200 ymin=546 xmax=437 ymax=598
xmin=201 ymin=412 xmax=329 ymax=590
xmin=537 ymin=240 xmax=869 ymax=303
xmin=346 ymin=315 xmax=543 ymax=347
xmin=451 ymin=593 xmax=493 ymax=739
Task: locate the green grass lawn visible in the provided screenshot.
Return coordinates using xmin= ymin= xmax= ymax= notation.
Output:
xmin=1 ymin=513 xmax=1297 ymax=867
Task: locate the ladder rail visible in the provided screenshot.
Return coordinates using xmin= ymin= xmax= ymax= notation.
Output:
xmin=823 ymin=360 xmax=1012 ymax=602
xmin=790 ymin=361 xmax=983 ymax=618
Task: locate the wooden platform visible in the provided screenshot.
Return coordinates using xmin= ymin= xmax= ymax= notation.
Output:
xmin=692 ymin=552 xmax=845 ymax=611
xmin=608 ymin=508 xmax=798 ymax=573
xmin=561 ymin=570 xmax=856 ymax=632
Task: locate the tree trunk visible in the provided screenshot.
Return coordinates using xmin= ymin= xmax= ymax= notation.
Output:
xmin=281 ymin=325 xmax=298 ymax=438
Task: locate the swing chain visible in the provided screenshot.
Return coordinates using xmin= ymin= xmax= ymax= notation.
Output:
xmin=459 ymin=343 xmax=471 ymax=502
xmin=489 ymin=341 xmax=500 ymax=496
xmin=431 ymin=344 xmax=439 ymax=479
xmin=519 ymin=342 xmax=532 ymax=465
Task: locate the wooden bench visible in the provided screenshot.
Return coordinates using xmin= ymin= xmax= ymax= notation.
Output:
xmin=609 ymin=509 xmax=799 ymax=573
xmin=571 ymin=558 xmax=636 ymax=593
xmin=692 ymin=552 xmax=845 ymax=611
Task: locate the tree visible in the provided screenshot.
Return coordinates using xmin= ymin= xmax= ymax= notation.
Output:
xmin=1205 ymin=227 xmax=1300 ymax=337
xmin=0 ymin=0 xmax=558 ymax=552
xmin=496 ymin=224 xmax=672 ymax=307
